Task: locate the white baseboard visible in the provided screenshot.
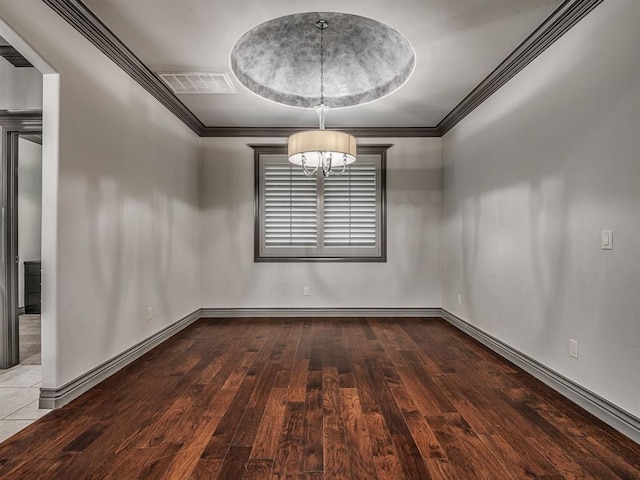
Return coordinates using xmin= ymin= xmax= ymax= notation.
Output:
xmin=200 ymin=307 xmax=441 ymax=318
xmin=39 ymin=309 xmax=200 ymax=409
xmin=441 ymin=309 xmax=640 ymax=445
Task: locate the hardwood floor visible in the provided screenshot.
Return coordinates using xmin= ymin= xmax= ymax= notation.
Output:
xmin=0 ymin=317 xmax=639 ymax=479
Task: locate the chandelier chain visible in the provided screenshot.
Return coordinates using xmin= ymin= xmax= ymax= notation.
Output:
xmin=316 ymin=19 xmax=327 ymax=107
xmin=321 ymin=27 xmax=324 ymax=105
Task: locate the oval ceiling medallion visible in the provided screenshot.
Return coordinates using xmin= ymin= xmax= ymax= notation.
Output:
xmin=230 ymin=12 xmax=415 ymax=109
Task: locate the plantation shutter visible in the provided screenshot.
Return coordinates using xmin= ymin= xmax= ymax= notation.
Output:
xmin=323 ymin=162 xmax=377 ymax=247
xmin=255 ymin=146 xmax=386 ymax=261
xmin=263 ymin=162 xmax=318 ymax=247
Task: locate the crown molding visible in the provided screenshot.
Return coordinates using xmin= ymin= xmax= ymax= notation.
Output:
xmin=44 ymin=0 xmax=603 ymax=138
xmin=42 ymin=0 xmax=205 ymax=135
xmin=437 ymin=0 xmax=604 ymax=135
xmin=200 ymin=126 xmax=440 ymax=138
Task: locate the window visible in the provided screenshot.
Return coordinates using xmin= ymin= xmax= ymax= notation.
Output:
xmin=254 ymin=144 xmax=388 ymax=261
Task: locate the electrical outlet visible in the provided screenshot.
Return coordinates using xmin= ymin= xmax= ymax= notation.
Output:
xmin=457 ymin=294 xmax=462 ymax=305
xmin=569 ymin=339 xmax=579 ymax=358
xmin=147 ymin=307 xmax=153 ymax=321
xmin=303 ymin=287 xmax=309 ymax=296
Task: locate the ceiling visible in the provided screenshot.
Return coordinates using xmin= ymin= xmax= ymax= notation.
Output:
xmin=80 ymin=0 xmax=564 ymax=130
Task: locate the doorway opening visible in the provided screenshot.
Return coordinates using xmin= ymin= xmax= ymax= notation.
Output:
xmin=0 ymin=18 xmax=59 ymax=428
xmin=0 ymin=111 xmax=42 ymax=369
xmin=18 ymin=133 xmax=42 ymax=365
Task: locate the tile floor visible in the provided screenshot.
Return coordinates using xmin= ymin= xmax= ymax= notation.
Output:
xmin=0 ymin=364 xmax=49 ymax=443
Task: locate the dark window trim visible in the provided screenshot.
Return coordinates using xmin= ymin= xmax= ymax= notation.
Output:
xmin=251 ymin=144 xmax=390 ymax=263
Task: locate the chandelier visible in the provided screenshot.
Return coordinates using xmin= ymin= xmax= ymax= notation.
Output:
xmin=287 ymin=19 xmax=357 ymax=176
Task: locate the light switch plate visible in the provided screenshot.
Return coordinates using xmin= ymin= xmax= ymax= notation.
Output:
xmin=601 ymin=230 xmax=613 ymax=250
xmin=570 ymin=339 xmax=579 ymax=358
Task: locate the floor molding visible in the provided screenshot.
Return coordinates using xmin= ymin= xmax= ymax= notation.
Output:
xmin=39 ymin=309 xmax=200 ymax=409
xmin=441 ymin=309 xmax=640 ymax=444
xmin=200 ymin=307 xmax=441 ymax=318
xmin=37 ymin=305 xmax=640 ymax=445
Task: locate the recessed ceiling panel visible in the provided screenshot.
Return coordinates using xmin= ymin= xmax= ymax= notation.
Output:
xmin=230 ymin=12 xmax=415 ymax=109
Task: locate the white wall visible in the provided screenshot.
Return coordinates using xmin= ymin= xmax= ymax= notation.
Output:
xmin=201 ymin=137 xmax=441 ymax=309
xmin=18 ymin=137 xmax=42 ymax=308
xmin=0 ymin=56 xmax=42 ymax=109
xmin=442 ymin=0 xmax=640 ymax=418
xmin=0 ymin=1 xmax=202 ymax=388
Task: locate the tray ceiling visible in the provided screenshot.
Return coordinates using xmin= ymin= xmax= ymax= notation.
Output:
xmin=79 ymin=0 xmax=569 ymax=130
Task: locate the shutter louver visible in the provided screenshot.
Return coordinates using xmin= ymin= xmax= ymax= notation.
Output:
xmin=323 ymin=163 xmax=377 ymax=246
xmin=264 ymin=163 xmax=317 ymax=247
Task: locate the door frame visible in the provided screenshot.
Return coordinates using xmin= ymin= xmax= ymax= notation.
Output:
xmin=0 ymin=110 xmax=42 ymax=369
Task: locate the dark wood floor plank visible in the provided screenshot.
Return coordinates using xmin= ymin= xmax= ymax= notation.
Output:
xmin=349 ymin=402 xmax=404 ymax=480
xmin=250 ymin=388 xmax=287 ymax=460
xmin=362 ymin=405 xmax=401 ymax=464
xmin=526 ymin=436 xmax=598 ymax=480
xmin=274 ymin=320 xmax=303 ymax=388
xmin=308 ymin=320 xmax=324 ymax=372
xmin=1 ymin=317 xmax=639 ymax=480
xmin=243 ymin=459 xmax=274 ymax=480
xmin=366 ymin=359 xmax=433 ymax=479
xmin=200 ymin=371 xmax=259 ymax=459
xmin=344 ymin=327 xmax=378 ymax=406
xmin=426 ymin=415 xmax=488 ymax=480
xmin=396 ymin=366 xmax=449 ymax=416
xmin=432 ymin=372 xmax=563 ymax=477
xmin=367 ymin=318 xmax=409 ymax=367
xmin=439 ymin=412 xmax=518 ymax=479
xmin=402 ymin=411 xmax=459 ymax=480
xmin=322 ymin=367 xmax=352 ymax=479
xmin=402 ymin=320 xmax=458 ymax=375
xmin=271 ymin=401 xmax=305 ymax=479
xmin=399 ymin=350 xmax=455 ymax=412
xmin=303 ymin=370 xmax=323 ymax=472
xmin=188 ymin=459 xmax=223 ymax=480
xmin=134 ymin=442 xmax=184 ymax=480
xmin=288 ymin=359 xmax=309 ymax=403
xmin=507 ymin=397 xmax=634 ymax=479
xmin=481 ymin=432 xmax=561 ymax=480
xmin=333 ymin=322 xmax=352 ymax=377
xmin=340 ymin=387 xmax=378 ymax=480
xmin=233 ymin=361 xmax=281 ymax=446
xmin=217 ymin=445 xmax=252 ymax=480
xmin=160 ymin=415 xmax=223 ymax=480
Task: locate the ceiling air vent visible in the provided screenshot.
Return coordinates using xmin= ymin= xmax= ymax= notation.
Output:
xmin=158 ymin=72 xmax=237 ymax=94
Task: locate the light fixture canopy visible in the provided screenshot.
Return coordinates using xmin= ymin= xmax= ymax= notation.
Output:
xmin=287 ymin=20 xmax=356 ymax=176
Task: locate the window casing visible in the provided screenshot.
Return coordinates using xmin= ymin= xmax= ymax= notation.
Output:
xmin=254 ymin=145 xmax=388 ymax=262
